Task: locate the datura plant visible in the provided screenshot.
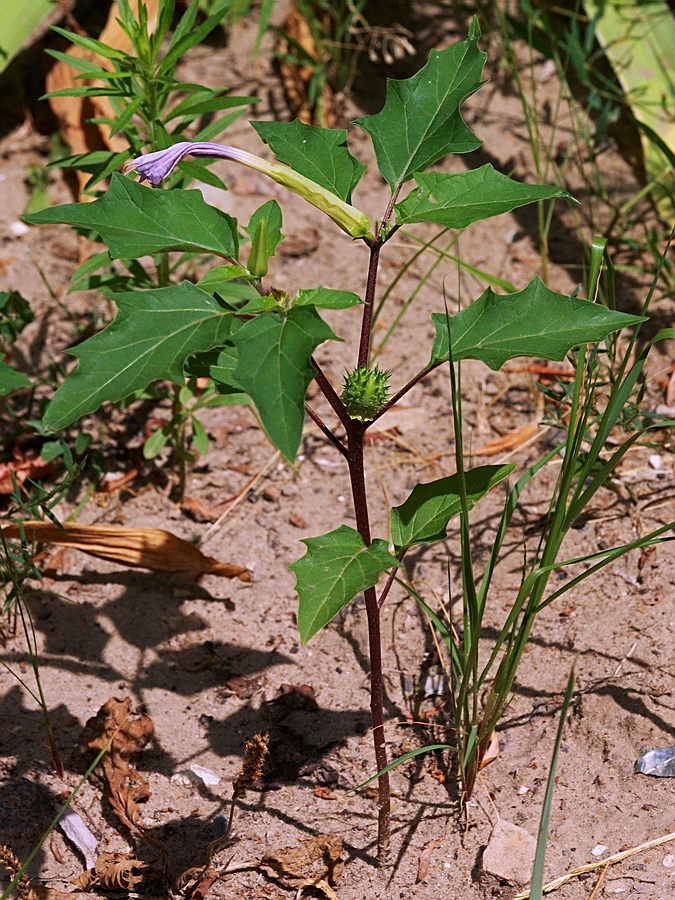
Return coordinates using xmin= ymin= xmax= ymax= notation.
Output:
xmin=25 ymin=19 xmax=652 ymax=862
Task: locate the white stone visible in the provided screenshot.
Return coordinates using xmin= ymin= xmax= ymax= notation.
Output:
xmin=9 ymin=221 xmax=29 ymax=238
xmin=591 ymin=844 xmax=608 ymax=858
xmin=190 ymin=763 xmax=221 ymax=785
xmin=482 ymin=820 xmax=536 ymax=884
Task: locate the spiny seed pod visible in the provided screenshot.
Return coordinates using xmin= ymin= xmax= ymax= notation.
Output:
xmin=341 ymin=366 xmax=390 ymax=421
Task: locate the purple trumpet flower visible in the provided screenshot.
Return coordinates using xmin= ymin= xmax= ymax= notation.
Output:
xmin=124 ymin=141 xmax=258 ymax=186
xmin=123 ymin=140 xmax=373 ymax=241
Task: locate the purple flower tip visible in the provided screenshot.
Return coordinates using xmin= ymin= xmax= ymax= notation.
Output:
xmin=123 ymin=141 xmax=248 ymax=185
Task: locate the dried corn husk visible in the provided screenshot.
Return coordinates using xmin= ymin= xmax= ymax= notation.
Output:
xmin=1 ymin=521 xmax=249 ymax=582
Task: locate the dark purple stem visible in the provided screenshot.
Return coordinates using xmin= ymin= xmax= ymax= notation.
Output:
xmin=305 ymin=404 xmax=348 ymax=459
xmin=377 ymin=549 xmax=407 ymax=610
xmin=346 ymin=422 xmax=391 ymax=861
xmin=358 ymin=240 xmax=383 ymax=369
xmin=311 ymin=357 xmax=353 ymax=432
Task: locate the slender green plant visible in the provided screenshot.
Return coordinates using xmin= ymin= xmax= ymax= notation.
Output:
xmin=401 ymin=235 xmax=674 ymax=802
xmin=43 ymin=0 xmax=259 ymax=477
xmin=24 ymin=19 xmax=650 ymax=861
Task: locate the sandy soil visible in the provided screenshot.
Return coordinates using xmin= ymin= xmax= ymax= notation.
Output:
xmin=1 ymin=4 xmax=675 ymax=900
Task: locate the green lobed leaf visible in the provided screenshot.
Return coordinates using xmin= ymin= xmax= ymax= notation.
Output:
xmin=395 ymin=166 xmax=573 ymax=228
xmin=429 ymin=277 xmax=647 ymax=370
xmin=293 ymin=287 xmax=362 ymax=309
xmin=291 ymin=525 xmax=397 ymax=643
xmin=391 ymin=464 xmax=516 ymax=551
xmin=231 ymin=307 xmax=338 ymax=461
xmin=251 ymin=120 xmax=367 ymax=203
xmin=245 ymin=200 xmax=284 ymax=259
xmin=24 ymin=173 xmax=239 ymax=259
xmin=354 ymin=26 xmax=486 ymax=189
xmin=43 ymin=282 xmax=234 ymax=431
xmin=0 ymin=361 xmax=31 ymax=396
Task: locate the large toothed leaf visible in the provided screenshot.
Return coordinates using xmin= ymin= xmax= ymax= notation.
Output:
xmin=429 ymin=277 xmax=646 ymax=370
xmin=291 ymin=525 xmax=397 ymax=643
xmin=391 ymin=465 xmax=516 ymax=552
xmin=231 ymin=307 xmax=337 ymax=461
xmin=24 ymin=173 xmax=239 ymax=259
xmin=354 ymin=21 xmax=486 ymax=189
xmin=395 ymin=166 xmax=573 ymax=228
xmin=251 ymin=120 xmax=367 ymax=202
xmin=43 ymin=282 xmax=234 ymax=431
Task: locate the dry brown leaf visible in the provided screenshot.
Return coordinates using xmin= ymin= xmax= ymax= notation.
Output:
xmin=29 ymin=888 xmax=84 ymax=900
xmin=479 ymin=732 xmax=500 ymax=771
xmin=0 ymin=451 xmax=55 ymax=494
xmin=75 ymin=852 xmax=149 ymax=892
xmin=79 ymin=697 xmax=153 ymax=838
xmin=46 ymin=1 xmax=160 ymax=200
xmin=416 ymin=837 xmax=442 ymax=883
xmin=181 ymin=497 xmax=230 ymax=524
xmin=474 ymin=422 xmax=540 ymax=456
xmin=260 ymin=833 xmax=344 ymax=889
xmin=0 ymin=521 xmax=250 ymax=582
xmin=97 ymin=468 xmax=139 ymax=493
xmin=297 ymin=879 xmax=340 ymax=900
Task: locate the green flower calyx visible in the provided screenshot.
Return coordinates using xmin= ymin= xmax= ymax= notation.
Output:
xmin=341 ymin=366 xmax=390 ymax=421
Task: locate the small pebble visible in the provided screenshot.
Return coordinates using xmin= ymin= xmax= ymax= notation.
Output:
xmin=663 ymin=854 xmax=675 ymax=868
xmin=591 ymin=844 xmax=608 ymax=858
xmin=9 ymin=220 xmax=29 ymax=237
xmin=190 ymin=763 xmax=220 ymax=786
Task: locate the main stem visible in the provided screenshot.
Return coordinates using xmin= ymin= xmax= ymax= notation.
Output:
xmin=354 ymin=238 xmax=391 ymax=862
xmin=346 ymin=421 xmax=391 ymax=862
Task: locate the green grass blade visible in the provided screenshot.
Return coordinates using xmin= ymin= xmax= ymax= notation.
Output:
xmin=530 ymin=661 xmax=577 ymax=899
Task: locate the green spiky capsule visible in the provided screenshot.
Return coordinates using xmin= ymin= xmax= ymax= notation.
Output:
xmin=340 ymin=366 xmax=390 ymax=421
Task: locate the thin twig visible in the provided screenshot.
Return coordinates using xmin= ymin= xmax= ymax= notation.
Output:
xmin=377 ymin=563 xmax=401 ymax=610
xmin=311 ymin=358 xmax=352 ymax=432
xmin=305 ymin=404 xmax=348 ymax=458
